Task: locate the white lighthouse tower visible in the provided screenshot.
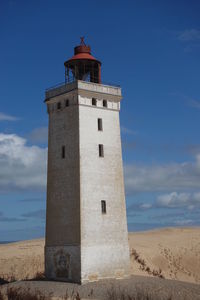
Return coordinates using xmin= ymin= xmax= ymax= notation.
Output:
xmin=45 ymin=38 xmax=130 ymax=284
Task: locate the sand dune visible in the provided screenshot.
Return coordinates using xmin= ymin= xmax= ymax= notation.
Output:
xmin=0 ymin=239 xmax=44 ymax=281
xmin=0 ymin=227 xmax=200 ymax=284
xmin=129 ymin=227 xmax=200 ymax=284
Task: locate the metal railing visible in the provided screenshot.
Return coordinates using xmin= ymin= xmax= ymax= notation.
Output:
xmin=45 ymin=77 xmax=120 ymax=93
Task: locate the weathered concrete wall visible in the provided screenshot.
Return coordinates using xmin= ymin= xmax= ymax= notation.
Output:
xmin=46 ymin=94 xmax=80 ymax=246
xmin=45 ymin=81 xmax=130 ymax=283
xmin=79 ymin=97 xmax=130 ymax=283
xmin=45 ymin=92 xmax=81 ymax=282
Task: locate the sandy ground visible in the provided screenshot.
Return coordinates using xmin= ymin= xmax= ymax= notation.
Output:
xmin=0 ymin=239 xmax=44 ymax=281
xmin=129 ymin=227 xmax=200 ymax=284
xmin=0 ymin=227 xmax=200 ymax=285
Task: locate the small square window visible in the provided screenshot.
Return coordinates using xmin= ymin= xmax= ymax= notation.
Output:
xmin=98 ymin=118 xmax=103 ymax=131
xmin=65 ymin=99 xmax=69 ymax=107
xmin=57 ymin=102 xmax=61 ymax=110
xmin=92 ymin=98 xmax=97 ymax=106
xmin=99 ymin=144 xmax=104 ymax=157
xmin=62 ymin=146 xmax=65 ymax=159
xmin=101 ymin=200 xmax=106 ymax=214
xmin=103 ymin=100 xmax=107 ymax=107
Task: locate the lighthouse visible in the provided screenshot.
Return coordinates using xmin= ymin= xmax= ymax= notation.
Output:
xmin=45 ymin=38 xmax=130 ymax=284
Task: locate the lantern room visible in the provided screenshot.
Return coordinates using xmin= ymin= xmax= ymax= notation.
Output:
xmin=64 ymin=37 xmax=101 ymax=84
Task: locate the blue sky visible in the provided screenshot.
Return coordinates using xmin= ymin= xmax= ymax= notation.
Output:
xmin=0 ymin=0 xmax=200 ymax=241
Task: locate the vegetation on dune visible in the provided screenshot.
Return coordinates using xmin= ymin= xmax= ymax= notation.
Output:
xmin=6 ymin=287 xmax=46 ymax=300
xmin=0 ymin=287 xmax=81 ymax=300
xmin=130 ymin=248 xmax=165 ymax=279
xmin=0 ymin=286 xmax=174 ymax=300
xmin=106 ymin=286 xmax=173 ymax=300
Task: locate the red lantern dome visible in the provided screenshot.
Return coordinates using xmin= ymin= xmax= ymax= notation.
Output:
xmin=64 ymin=37 xmax=101 ymax=84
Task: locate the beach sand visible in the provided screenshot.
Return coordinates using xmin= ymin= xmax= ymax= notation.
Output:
xmin=0 ymin=227 xmax=200 ymax=284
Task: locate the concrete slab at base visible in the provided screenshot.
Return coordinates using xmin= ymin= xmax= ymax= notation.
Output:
xmin=45 ymin=246 xmax=81 ymax=283
xmin=81 ymin=244 xmax=130 ymax=283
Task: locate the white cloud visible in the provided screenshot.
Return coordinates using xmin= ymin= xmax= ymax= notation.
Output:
xmin=140 ymin=203 xmax=152 ymax=209
xmin=157 ymin=192 xmax=189 ymax=208
xmin=0 ymin=211 xmax=26 ymax=222
xmin=188 ymin=99 xmax=200 ymax=110
xmin=121 ymin=126 xmax=137 ymax=135
xmin=22 ymin=209 xmax=46 ymax=220
xmin=157 ymin=192 xmax=200 ymax=209
xmin=124 ymin=154 xmax=200 ymax=194
xmin=196 ymin=154 xmax=200 ymax=167
xmin=174 ymin=219 xmax=193 ymax=226
xmin=29 ymin=127 xmax=48 ymax=144
xmin=0 ymin=112 xmax=19 ymax=121
xmin=178 ymin=29 xmax=200 ymax=41
xmin=0 ymin=133 xmax=47 ymax=192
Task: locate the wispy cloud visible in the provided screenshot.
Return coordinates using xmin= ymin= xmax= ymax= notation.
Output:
xmin=188 ymin=99 xmax=200 ymax=110
xmin=122 ymin=140 xmax=137 ymax=150
xmin=170 ymin=92 xmax=200 ymax=111
xmin=28 ymin=127 xmax=48 ymax=144
xmin=22 ymin=209 xmax=46 ymax=220
xmin=170 ymin=29 xmax=200 ymax=52
xmin=174 ymin=219 xmax=193 ymax=226
xmin=177 ymin=29 xmax=200 ymax=42
xmin=0 ymin=112 xmax=19 ymax=122
xmin=0 ymin=225 xmax=45 ymax=241
xmin=121 ymin=126 xmax=137 ymax=135
xmin=20 ymin=198 xmax=44 ymax=202
xmin=128 ymin=202 xmax=152 ymax=212
xmin=157 ymin=192 xmax=200 ymax=209
xmin=0 ymin=211 xmax=26 ymax=222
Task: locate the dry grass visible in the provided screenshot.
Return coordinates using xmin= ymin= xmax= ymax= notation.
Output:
xmin=0 ymin=275 xmax=16 ymax=284
xmin=0 ymin=290 xmax=4 ymax=300
xmin=7 ymin=287 xmax=47 ymax=300
xmin=31 ymin=272 xmax=46 ymax=281
xmin=131 ymin=249 xmax=164 ymax=279
xmin=0 ymin=286 xmax=174 ymax=300
xmin=106 ymin=286 xmax=173 ymax=300
xmin=0 ymin=287 xmax=81 ymax=300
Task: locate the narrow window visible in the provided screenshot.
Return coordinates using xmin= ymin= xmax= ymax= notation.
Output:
xmin=98 ymin=118 xmax=103 ymax=131
xmin=103 ymin=100 xmax=107 ymax=108
xmin=62 ymin=146 xmax=65 ymax=158
xmin=65 ymin=99 xmax=69 ymax=107
xmin=57 ymin=102 xmax=61 ymax=110
xmin=99 ymin=144 xmax=104 ymax=157
xmin=92 ymin=98 xmax=97 ymax=106
xmin=101 ymin=200 xmax=106 ymax=214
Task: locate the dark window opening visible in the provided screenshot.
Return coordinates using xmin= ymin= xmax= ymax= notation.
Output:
xmin=57 ymin=102 xmax=61 ymax=110
xmin=99 ymin=144 xmax=104 ymax=157
xmin=103 ymin=100 xmax=107 ymax=107
xmin=101 ymin=200 xmax=106 ymax=214
xmin=92 ymin=98 xmax=97 ymax=106
xmin=98 ymin=118 xmax=103 ymax=131
xmin=62 ymin=146 xmax=65 ymax=159
xmin=65 ymin=99 xmax=69 ymax=107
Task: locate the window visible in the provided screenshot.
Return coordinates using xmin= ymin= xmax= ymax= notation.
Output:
xmin=62 ymin=146 xmax=65 ymax=159
xmin=99 ymin=144 xmax=104 ymax=157
xmin=92 ymin=98 xmax=97 ymax=106
xmin=57 ymin=102 xmax=61 ymax=110
xmin=101 ymin=200 xmax=106 ymax=214
xmin=98 ymin=118 xmax=103 ymax=131
xmin=103 ymin=100 xmax=107 ymax=108
xmin=65 ymin=99 xmax=69 ymax=107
